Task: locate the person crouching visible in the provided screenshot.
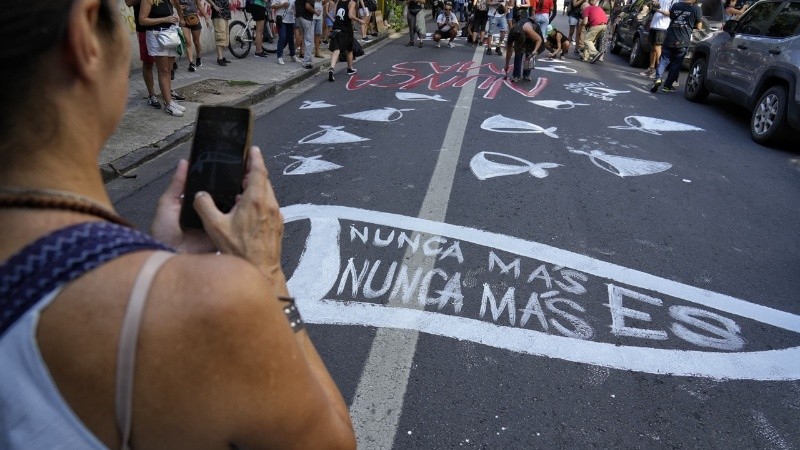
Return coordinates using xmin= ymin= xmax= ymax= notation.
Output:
xmin=433 ymin=3 xmax=460 ymax=47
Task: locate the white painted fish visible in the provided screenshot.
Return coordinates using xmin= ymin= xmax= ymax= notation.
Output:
xmin=300 ymin=100 xmax=336 ymax=109
xmin=529 ymin=100 xmax=590 ymax=110
xmin=298 ymin=125 xmax=370 ymax=145
xmin=480 ymin=114 xmax=559 ymax=138
xmin=535 ymin=65 xmax=578 ymax=74
xmin=470 ymin=152 xmax=561 ymax=180
xmin=581 ymin=86 xmax=631 ymax=96
xmin=570 ymin=149 xmax=672 ymax=177
xmin=340 ymin=107 xmax=414 ymax=122
xmin=609 ymin=116 xmax=705 ymax=135
xmin=283 ymin=155 xmax=343 ymax=175
xmin=395 ymin=92 xmax=449 ymax=102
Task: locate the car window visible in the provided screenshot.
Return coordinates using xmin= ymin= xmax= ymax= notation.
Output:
xmin=767 ymin=1 xmax=800 ymax=36
xmin=699 ymin=0 xmax=723 ymax=20
xmin=736 ymin=1 xmax=782 ymax=35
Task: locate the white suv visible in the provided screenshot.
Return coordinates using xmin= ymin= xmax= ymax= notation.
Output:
xmin=684 ymin=0 xmax=800 ymax=145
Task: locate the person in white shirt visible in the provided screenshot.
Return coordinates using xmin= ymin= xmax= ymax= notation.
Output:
xmin=434 ymin=2 xmax=460 ymax=46
xmin=641 ymin=0 xmax=676 ymax=78
xmin=486 ymin=0 xmax=508 ymax=55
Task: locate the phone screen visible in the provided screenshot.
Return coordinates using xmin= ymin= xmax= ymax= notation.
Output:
xmin=180 ymin=106 xmax=253 ymax=229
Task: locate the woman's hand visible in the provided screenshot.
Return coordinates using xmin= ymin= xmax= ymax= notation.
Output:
xmin=151 ymin=159 xmax=218 ymax=254
xmin=193 ymin=147 xmax=287 ymax=284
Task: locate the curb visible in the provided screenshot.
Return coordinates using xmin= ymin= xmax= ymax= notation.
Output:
xmin=101 ymin=30 xmax=394 ymax=184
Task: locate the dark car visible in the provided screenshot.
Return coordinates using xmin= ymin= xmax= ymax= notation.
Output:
xmin=685 ymin=0 xmax=800 ymax=145
xmin=610 ymin=0 xmax=724 ymax=68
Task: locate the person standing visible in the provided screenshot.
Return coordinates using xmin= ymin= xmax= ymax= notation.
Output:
xmin=567 ymin=0 xmax=586 ymax=50
xmin=533 ymin=0 xmax=553 ymax=37
xmin=579 ymin=0 xmax=607 ymax=61
xmin=274 ymin=0 xmax=298 ymax=64
xmin=314 ymin=0 xmax=324 ymax=57
xmin=297 ymin=0 xmax=317 ymax=68
xmin=486 ymin=0 xmax=508 ymax=55
xmin=207 ymin=0 xmax=233 ymax=65
xmin=651 ymin=0 xmax=702 ymax=93
xmin=471 ymin=0 xmax=489 ymax=47
xmin=139 ymin=0 xmax=186 ymax=117
xmin=251 ymin=0 xmax=270 ymax=58
xmin=125 ymin=0 xmax=161 ymax=109
xmin=328 ymin=0 xmax=365 ymax=80
xmin=640 ymin=0 xmax=675 ymax=77
xmin=178 ymin=0 xmax=205 ymax=71
xmin=358 ymin=0 xmax=372 ymax=40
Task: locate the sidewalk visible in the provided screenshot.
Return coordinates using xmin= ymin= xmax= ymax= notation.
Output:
xmin=101 ymin=28 xmax=397 ymax=182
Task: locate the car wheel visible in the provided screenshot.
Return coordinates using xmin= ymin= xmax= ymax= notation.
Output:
xmin=684 ymin=57 xmax=709 ymax=102
xmin=751 ymin=85 xmax=790 ymax=145
xmin=628 ymin=37 xmax=647 ymax=67
xmin=610 ymin=32 xmax=622 ymax=55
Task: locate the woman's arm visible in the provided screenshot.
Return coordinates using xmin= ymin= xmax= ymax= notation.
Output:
xmin=138 ymin=0 xmax=179 ymax=26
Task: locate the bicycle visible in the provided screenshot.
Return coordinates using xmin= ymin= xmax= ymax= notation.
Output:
xmin=228 ymin=9 xmax=276 ymax=58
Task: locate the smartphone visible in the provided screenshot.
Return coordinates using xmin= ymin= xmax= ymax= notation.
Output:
xmin=179 ymin=106 xmax=254 ymax=229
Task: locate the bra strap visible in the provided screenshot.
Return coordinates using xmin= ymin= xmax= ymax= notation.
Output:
xmin=115 ymin=251 xmax=175 ymax=450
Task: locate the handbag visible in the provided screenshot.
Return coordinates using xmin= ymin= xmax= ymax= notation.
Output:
xmin=156 ymin=26 xmax=181 ymax=49
xmin=184 ymin=13 xmax=200 ymax=26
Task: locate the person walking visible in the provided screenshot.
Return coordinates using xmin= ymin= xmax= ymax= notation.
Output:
xmin=640 ymin=0 xmax=676 ymax=78
xmin=651 ymin=0 xmax=702 ymax=93
xmin=328 ymin=0 xmax=366 ymax=80
xmin=297 ymin=0 xmax=317 ymax=68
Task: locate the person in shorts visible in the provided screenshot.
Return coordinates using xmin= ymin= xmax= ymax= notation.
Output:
xmin=471 ymin=0 xmax=489 ymax=47
xmin=641 ymin=0 xmax=675 ymax=78
xmin=486 ymin=0 xmax=508 ymax=55
xmin=358 ymin=0 xmax=371 ymax=40
xmin=328 ymin=0 xmax=365 ymax=81
xmin=179 ymin=0 xmax=206 ymax=70
xmin=313 ymin=0 xmax=324 ymax=57
xmin=125 ymin=0 xmax=161 ymax=109
xmin=567 ymin=0 xmax=586 ymax=47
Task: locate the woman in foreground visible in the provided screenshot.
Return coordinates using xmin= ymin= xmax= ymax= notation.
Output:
xmin=0 ymin=1 xmax=356 ymax=449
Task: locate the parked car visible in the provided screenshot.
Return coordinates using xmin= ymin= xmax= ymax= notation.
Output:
xmin=609 ymin=0 xmax=724 ymax=68
xmin=685 ymin=0 xmax=800 ymax=145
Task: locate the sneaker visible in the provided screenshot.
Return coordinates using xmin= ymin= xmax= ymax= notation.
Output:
xmin=221 ymin=57 xmax=231 ymax=64
xmin=254 ymin=51 xmax=269 ymax=58
xmin=448 ymin=42 xmax=455 ymax=48
xmin=291 ymin=55 xmax=299 ymax=62
xmin=418 ymin=41 xmax=423 ymax=47
xmin=495 ymin=47 xmax=502 ymax=56
xmin=172 ymin=61 xmax=178 ymax=71
xmin=406 ymin=41 xmax=414 ymax=46
xmin=278 ymin=57 xmax=285 ymax=64
xmin=363 ymin=36 xmax=371 ymax=41
xmin=328 ymin=69 xmax=335 ymax=82
xmin=662 ymin=85 xmax=677 ymax=93
xmin=589 ymin=50 xmax=603 ymax=64
xmin=672 ymin=81 xmax=680 ymax=88
xmin=196 ymin=57 xmax=202 ymax=67
xmin=217 ymin=58 xmax=228 ymax=66
xmin=346 ymin=67 xmax=357 ymax=75
xmin=188 ymin=62 xmax=196 ymax=72
xmin=171 ymin=101 xmax=186 ymax=112
xmin=147 ymin=95 xmax=161 ymax=109
xmin=650 ymin=78 xmax=662 ymax=93
xmin=486 ymin=48 xmax=492 ymax=55
xmin=523 ymin=75 xmax=532 ymax=81
xmin=171 ymin=90 xmax=185 ymax=101
xmin=436 ymin=41 xmax=441 ymax=47
xmin=303 ymin=64 xmax=313 ymax=69
xmin=299 ymin=53 xmax=305 ymax=59
xmin=639 ymin=68 xmax=654 ymax=77
xmin=165 ymin=103 xmax=184 ymax=117
xmin=170 ymin=68 xmax=175 ymax=80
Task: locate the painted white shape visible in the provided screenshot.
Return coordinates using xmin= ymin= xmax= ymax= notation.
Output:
xmin=569 ymin=149 xmax=672 ymax=177
xmin=340 ymin=107 xmax=414 ymax=122
xmin=529 ymin=100 xmax=590 ymax=110
xmin=536 ymin=65 xmax=578 ymax=74
xmin=297 ymin=125 xmax=370 ymax=144
xmin=282 ymin=204 xmax=800 ymax=381
xmin=609 ymin=116 xmax=705 ymax=135
xmin=683 ymin=179 xmax=692 ymax=183
xmin=283 ymin=155 xmax=343 ymax=175
xmin=582 ymin=86 xmax=631 ymax=96
xmin=470 ymin=151 xmax=561 ymax=180
xmin=540 ymin=57 xmax=575 ymax=63
xmin=395 ymin=92 xmax=449 ymax=102
xmin=480 ymin=114 xmax=559 ymax=138
xmin=300 ymin=100 xmax=336 ymax=109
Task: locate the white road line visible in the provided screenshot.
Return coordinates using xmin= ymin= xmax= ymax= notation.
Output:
xmin=348 ymin=46 xmax=485 ymax=449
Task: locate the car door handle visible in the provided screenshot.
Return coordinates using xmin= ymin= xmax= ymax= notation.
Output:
xmin=769 ymin=49 xmax=781 ymax=55
xmin=737 ymin=44 xmax=747 ymax=50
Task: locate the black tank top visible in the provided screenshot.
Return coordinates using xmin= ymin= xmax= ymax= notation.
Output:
xmin=147 ymin=0 xmax=174 ymax=30
xmin=333 ymin=0 xmax=354 ymax=32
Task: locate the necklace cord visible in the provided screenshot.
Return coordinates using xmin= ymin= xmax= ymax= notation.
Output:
xmin=0 ymin=186 xmax=132 ymax=228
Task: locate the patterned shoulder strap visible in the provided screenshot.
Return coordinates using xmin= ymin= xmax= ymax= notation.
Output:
xmin=0 ymin=222 xmax=172 ymax=337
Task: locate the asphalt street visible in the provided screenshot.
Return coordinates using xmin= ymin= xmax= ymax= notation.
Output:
xmin=109 ymin=17 xmax=800 ymax=449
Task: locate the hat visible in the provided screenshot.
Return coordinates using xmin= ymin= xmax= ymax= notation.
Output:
xmin=546 ymin=24 xmax=555 ymax=35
